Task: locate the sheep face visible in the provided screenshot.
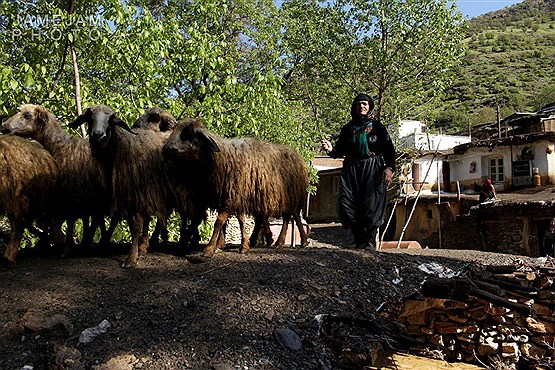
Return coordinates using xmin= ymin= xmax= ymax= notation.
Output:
xmin=163 ymin=119 xmax=220 ymax=162
xmin=1 ymin=104 xmax=50 ymax=138
xmin=69 ymin=105 xmax=133 ymax=149
xmin=132 ymin=108 xmax=176 ymax=132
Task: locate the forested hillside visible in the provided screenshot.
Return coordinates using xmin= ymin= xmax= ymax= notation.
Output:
xmin=435 ymin=0 xmax=555 ymax=131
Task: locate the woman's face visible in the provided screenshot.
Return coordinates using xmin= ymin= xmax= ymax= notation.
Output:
xmin=355 ymin=100 xmax=370 ymax=117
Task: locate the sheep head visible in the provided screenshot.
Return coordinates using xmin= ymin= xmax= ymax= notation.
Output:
xmin=132 ymin=107 xmax=177 ymax=132
xmin=69 ymin=105 xmax=134 ymax=149
xmin=1 ymin=104 xmax=51 ymax=138
xmin=163 ymin=118 xmax=220 ymax=162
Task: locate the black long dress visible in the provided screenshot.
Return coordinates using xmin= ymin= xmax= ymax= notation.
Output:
xmin=328 ymin=118 xmax=396 ymax=247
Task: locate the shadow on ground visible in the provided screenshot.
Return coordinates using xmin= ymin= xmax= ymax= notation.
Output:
xmin=309 ymin=223 xmax=353 ymax=247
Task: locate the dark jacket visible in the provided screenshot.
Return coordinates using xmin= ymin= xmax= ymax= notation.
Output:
xmin=328 ymin=119 xmax=396 ymax=172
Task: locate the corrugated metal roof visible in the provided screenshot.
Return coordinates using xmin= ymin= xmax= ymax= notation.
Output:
xmin=452 ymin=132 xmax=555 ymax=154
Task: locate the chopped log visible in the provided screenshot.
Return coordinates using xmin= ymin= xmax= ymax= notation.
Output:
xmin=539 ymin=267 xmax=555 ymax=276
xmin=471 ymin=288 xmax=532 ymax=316
xmin=421 ymin=277 xmax=533 ymax=316
xmin=421 ymin=277 xmax=474 ymax=301
xmin=494 ymin=272 xmax=537 ymax=281
xmin=481 ymin=277 xmax=540 ymax=293
xmin=473 ymin=280 xmax=505 ymax=296
xmin=484 ymin=265 xmax=519 ymax=274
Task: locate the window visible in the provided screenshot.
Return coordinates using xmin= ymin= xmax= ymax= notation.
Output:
xmin=490 ymin=158 xmax=504 ymax=183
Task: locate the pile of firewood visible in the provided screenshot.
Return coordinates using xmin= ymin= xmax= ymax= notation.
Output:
xmin=389 ymin=261 xmax=555 ymax=368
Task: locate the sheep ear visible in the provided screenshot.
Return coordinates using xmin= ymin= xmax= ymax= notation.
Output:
xmin=109 ymin=114 xmax=137 ymax=135
xmin=147 ymin=112 xmax=161 ymax=123
xmin=203 ymin=133 xmax=220 ymax=153
xmin=35 ymin=106 xmax=49 ymax=124
xmin=68 ymin=108 xmax=91 ymax=129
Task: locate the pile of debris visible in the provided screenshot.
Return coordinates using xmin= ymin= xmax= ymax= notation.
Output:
xmin=387 ymin=259 xmax=555 ymax=368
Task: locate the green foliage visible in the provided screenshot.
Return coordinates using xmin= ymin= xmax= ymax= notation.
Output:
xmin=280 ymin=0 xmax=466 ymax=138
xmin=437 ymin=0 xmax=555 ymax=130
xmin=0 ymin=0 xmax=469 ymax=245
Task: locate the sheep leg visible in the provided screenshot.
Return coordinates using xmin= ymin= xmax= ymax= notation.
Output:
xmin=178 ymin=216 xmax=192 ymax=248
xmin=203 ymin=211 xmax=229 ymax=257
xmin=81 ymin=216 xmax=92 ymax=247
xmin=122 ymin=215 xmax=144 ymax=268
xmin=180 ymin=211 xmax=203 ymax=250
xmin=216 ymin=221 xmax=227 ymax=250
xmin=160 ymin=221 xmax=169 ymax=244
xmin=50 ymin=222 xmax=65 ymax=247
xmin=149 ymin=219 xmax=162 ymax=248
xmin=249 ymin=215 xmax=264 ymax=249
xmin=1 ymin=217 xmax=23 ymax=267
xmin=274 ymin=215 xmax=291 ymax=248
xmin=82 ymin=216 xmax=100 ymax=248
xmin=62 ymin=218 xmax=77 ymax=257
xmin=293 ymin=213 xmax=308 ymax=247
xmin=138 ymin=217 xmax=150 ymax=256
xmin=262 ymin=216 xmax=274 ymax=246
xmin=237 ymin=214 xmax=249 ymax=254
xmin=99 ymin=217 xmax=118 ymax=246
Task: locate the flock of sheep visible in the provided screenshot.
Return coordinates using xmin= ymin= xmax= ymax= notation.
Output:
xmin=0 ymin=104 xmax=310 ymax=268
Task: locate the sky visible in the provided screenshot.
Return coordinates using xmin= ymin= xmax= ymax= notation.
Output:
xmin=456 ymin=0 xmax=523 ymax=19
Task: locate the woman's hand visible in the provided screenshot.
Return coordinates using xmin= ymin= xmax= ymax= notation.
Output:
xmin=321 ymin=139 xmax=333 ymax=153
xmin=383 ymin=167 xmax=393 ymax=186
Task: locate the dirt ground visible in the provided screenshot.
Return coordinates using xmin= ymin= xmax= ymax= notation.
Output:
xmin=0 ymin=223 xmax=546 ymax=370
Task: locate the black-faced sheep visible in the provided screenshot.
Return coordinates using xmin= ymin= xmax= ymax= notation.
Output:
xmin=0 ymin=135 xmax=58 ymax=266
xmin=132 ymin=108 xmax=183 ymax=243
xmin=162 ymin=119 xmax=309 ymax=257
xmin=132 ymin=107 xmax=177 ymax=133
xmin=69 ymin=105 xmax=170 ymax=268
xmin=1 ymin=105 xmax=115 ymax=251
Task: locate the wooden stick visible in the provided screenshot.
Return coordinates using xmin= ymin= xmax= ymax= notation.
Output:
xmin=397 ymin=151 xmax=439 ymax=248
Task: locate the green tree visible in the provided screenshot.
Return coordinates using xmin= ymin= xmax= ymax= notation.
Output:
xmin=280 ymin=0 xmax=466 ymax=137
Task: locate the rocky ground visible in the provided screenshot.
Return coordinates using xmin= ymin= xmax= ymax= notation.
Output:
xmin=0 ymin=223 xmax=551 ymax=370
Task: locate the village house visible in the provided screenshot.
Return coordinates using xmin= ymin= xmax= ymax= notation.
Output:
xmin=307 ymin=156 xmax=343 ymax=222
xmin=390 ymin=103 xmax=555 ymax=257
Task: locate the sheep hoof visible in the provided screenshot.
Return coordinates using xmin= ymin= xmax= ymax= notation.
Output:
xmin=201 ymin=248 xmax=216 ymax=258
xmin=121 ymin=258 xmax=138 ymax=269
xmin=239 ymin=247 xmax=249 ymax=254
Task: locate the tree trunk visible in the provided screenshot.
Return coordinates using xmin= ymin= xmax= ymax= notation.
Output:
xmin=66 ymin=0 xmax=86 ymax=137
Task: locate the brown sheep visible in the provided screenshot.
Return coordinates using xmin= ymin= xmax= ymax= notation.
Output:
xmin=135 ymin=109 xmax=263 ymax=251
xmin=1 ymin=105 xmax=115 ymax=251
xmin=69 ymin=105 xmax=170 ymax=268
xmin=132 ymin=107 xmax=177 ymax=133
xmin=0 ymin=135 xmax=58 ymax=266
xmin=131 ymin=108 xmax=192 ymax=247
xmin=162 ymin=119 xmax=309 ymax=257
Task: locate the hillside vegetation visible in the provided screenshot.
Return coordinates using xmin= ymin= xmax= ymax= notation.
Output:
xmin=436 ymin=0 xmax=555 ymax=131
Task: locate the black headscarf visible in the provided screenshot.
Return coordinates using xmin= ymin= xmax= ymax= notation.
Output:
xmin=350 ymin=93 xmax=375 ymax=123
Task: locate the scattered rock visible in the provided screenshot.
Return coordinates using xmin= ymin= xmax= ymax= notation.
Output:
xmin=78 ymin=319 xmax=111 ymax=345
xmin=49 ymin=344 xmax=85 ymax=370
xmin=274 ymin=327 xmax=303 ymax=351
xmin=3 ymin=309 xmax=73 ymax=340
xmin=211 ymin=364 xmax=235 ymax=370
xmin=93 ymin=354 xmax=138 ymax=370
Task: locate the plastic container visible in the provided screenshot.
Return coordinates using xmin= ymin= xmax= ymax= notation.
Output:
xmin=533 ymin=167 xmax=541 ymax=187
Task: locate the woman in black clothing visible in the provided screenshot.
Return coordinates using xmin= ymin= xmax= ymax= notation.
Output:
xmin=321 ymin=94 xmax=396 ymax=250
